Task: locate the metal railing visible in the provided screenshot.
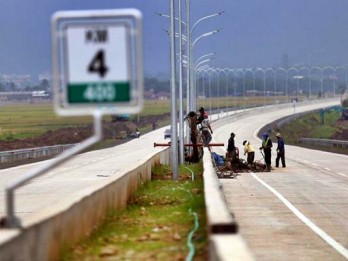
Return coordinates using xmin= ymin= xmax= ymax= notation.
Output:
xmin=299 ymin=138 xmax=348 ymax=149
xmin=0 ymin=144 xmax=77 ymax=164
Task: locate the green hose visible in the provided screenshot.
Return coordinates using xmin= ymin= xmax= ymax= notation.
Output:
xmin=186 ymin=208 xmax=199 ymax=261
xmin=182 ymin=166 xmax=199 ymax=260
xmin=183 ymin=166 xmax=195 ymax=181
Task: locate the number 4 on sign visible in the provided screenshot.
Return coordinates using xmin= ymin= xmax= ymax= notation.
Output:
xmin=88 ymin=50 xmax=108 ymax=78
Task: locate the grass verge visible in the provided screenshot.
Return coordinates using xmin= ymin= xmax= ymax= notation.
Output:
xmin=260 ymin=109 xmax=348 ymax=155
xmin=61 ymin=163 xmax=207 ymax=261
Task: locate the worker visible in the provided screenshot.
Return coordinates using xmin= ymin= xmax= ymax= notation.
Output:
xmin=243 ymin=140 xmax=255 ymax=164
xmin=197 ymin=107 xmax=208 ymax=124
xmin=227 ymin=132 xmax=237 ymax=161
xmin=200 ymin=114 xmax=213 ymax=147
xmin=275 ymin=132 xmax=286 ymax=168
xmin=259 ymin=133 xmax=273 ymax=172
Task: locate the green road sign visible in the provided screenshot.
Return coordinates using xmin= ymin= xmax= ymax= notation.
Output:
xmin=67 ymin=82 xmax=130 ymax=103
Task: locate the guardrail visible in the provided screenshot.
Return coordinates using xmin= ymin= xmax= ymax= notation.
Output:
xmin=299 ymin=138 xmax=348 ymax=149
xmin=0 ymin=144 xmax=77 ymax=164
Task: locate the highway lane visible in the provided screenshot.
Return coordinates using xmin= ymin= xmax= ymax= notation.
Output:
xmin=0 ymin=126 xmax=169 ymax=220
xmin=211 ymin=99 xmax=348 ymax=260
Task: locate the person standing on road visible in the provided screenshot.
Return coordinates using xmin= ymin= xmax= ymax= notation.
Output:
xmin=275 ymin=132 xmax=286 ymax=168
xmin=260 ymin=133 xmax=273 ymax=172
xmin=227 ymin=132 xmax=237 ymax=161
xmin=200 ymin=114 xmax=213 ymax=147
xmin=243 ymin=140 xmax=255 ymax=164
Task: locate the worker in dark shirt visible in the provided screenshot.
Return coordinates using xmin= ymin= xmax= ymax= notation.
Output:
xmin=227 ymin=132 xmax=237 ymax=161
xmin=275 ymin=132 xmax=286 ymax=168
xmin=260 ymin=133 xmax=273 ymax=172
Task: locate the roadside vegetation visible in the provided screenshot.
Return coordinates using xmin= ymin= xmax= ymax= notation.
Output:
xmin=266 ymin=109 xmax=348 ymax=155
xmin=0 ymin=97 xmax=288 ymax=141
xmin=61 ymin=163 xmax=207 ymax=261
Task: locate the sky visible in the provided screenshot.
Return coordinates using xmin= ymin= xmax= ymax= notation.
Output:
xmin=0 ymin=0 xmax=348 ymax=79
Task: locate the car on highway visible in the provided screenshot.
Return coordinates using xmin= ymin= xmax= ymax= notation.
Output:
xmin=164 ymin=128 xmax=171 ymax=139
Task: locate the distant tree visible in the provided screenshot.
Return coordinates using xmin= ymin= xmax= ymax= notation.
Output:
xmin=40 ymin=79 xmax=50 ymax=90
xmin=144 ymin=77 xmax=170 ymax=94
xmin=8 ymin=82 xmax=17 ymax=91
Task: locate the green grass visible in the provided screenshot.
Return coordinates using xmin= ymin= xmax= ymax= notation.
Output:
xmin=275 ymin=110 xmax=348 ymax=155
xmin=0 ymin=104 xmax=92 ymax=139
xmin=61 ymin=163 xmax=207 ymax=261
xmin=0 ymin=96 xmax=300 ymax=141
xmin=281 ymin=111 xmax=342 ymax=142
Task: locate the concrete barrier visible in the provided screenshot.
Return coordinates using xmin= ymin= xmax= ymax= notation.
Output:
xmin=0 ymin=148 xmax=170 ymax=261
xmin=203 ymin=148 xmax=254 ymax=260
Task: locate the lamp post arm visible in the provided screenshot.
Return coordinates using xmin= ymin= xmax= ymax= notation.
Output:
xmin=195 ymin=59 xmax=211 ymax=70
xmin=191 ymin=11 xmax=224 ymax=33
xmin=195 ymin=52 xmax=215 ymax=64
xmin=192 ymin=29 xmax=221 ymax=47
xmin=156 ymin=13 xmax=187 ymax=28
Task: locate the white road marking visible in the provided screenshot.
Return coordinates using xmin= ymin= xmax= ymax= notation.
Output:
xmin=324 ymin=167 xmax=331 ymax=171
xmin=311 ymin=163 xmax=318 ymax=166
xmin=251 ymin=173 xmax=348 ymax=259
xmin=338 ymin=173 xmax=347 ymax=177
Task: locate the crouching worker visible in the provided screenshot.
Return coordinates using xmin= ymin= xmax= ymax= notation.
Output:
xmin=243 ymin=140 xmax=255 ymax=164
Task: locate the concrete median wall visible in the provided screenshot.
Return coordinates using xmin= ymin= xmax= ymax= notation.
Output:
xmin=203 ymin=148 xmax=255 ymax=261
xmin=0 ymin=148 xmax=170 ymax=261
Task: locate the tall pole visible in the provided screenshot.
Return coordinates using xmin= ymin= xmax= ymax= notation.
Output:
xmin=185 ymin=0 xmax=191 ymax=146
xmin=209 ymin=70 xmax=212 ymax=118
xmin=170 ymin=0 xmax=178 ymax=180
xmin=178 ymin=0 xmax=184 ymax=164
xmin=263 ymin=71 xmax=266 ymax=107
xmin=186 ymin=0 xmax=191 ymax=113
xmin=225 ymin=70 xmax=228 ymax=113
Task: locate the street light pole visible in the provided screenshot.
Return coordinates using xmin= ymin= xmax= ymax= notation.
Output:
xmin=276 ymin=67 xmax=288 ymax=103
xmin=189 ymin=11 xmax=223 ymax=112
xmin=189 ymin=30 xmax=220 ymax=112
xmin=185 ymin=0 xmax=191 ymax=114
xmin=293 ymin=75 xmax=303 ymax=101
xmin=299 ymin=67 xmax=310 ymax=100
xmin=169 ymin=0 xmax=178 ymax=180
xmin=178 ymin=0 xmax=184 ymax=164
xmin=256 ymin=68 xmax=266 ymax=107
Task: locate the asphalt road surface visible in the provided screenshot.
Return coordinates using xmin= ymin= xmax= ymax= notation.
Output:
xmin=211 ymin=100 xmax=348 ymax=261
xmin=0 ymin=99 xmax=346 ymax=260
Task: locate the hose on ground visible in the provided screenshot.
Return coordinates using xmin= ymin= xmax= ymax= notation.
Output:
xmin=183 ymin=166 xmax=195 ymax=181
xmin=186 ymin=208 xmax=199 ymax=261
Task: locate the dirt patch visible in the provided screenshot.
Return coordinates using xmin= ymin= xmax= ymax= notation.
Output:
xmin=0 ymin=114 xmax=170 ymax=151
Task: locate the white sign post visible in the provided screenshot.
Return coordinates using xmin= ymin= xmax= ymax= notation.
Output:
xmin=1 ymin=9 xmax=143 ymax=229
xmin=52 ymin=9 xmax=143 ymax=116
